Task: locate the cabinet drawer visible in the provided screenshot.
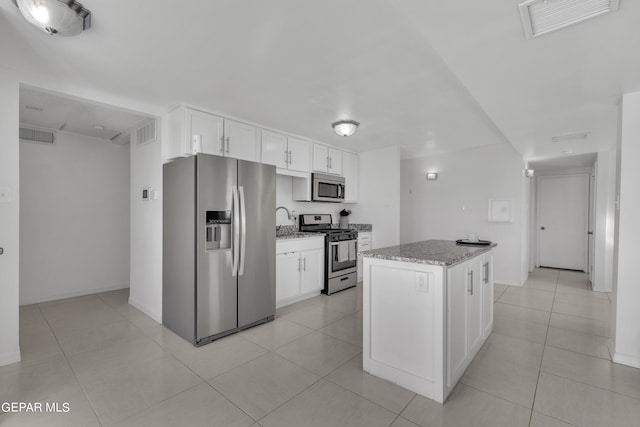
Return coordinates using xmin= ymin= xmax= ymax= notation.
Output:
xmin=358 ymin=243 xmax=371 ymax=253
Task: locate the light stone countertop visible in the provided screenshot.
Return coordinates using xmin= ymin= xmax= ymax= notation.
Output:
xmin=361 ymin=239 xmax=497 ymax=267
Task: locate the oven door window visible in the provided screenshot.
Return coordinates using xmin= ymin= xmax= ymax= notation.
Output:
xmin=318 ymin=182 xmax=340 ymax=199
xmin=330 ymin=243 xmax=357 ymax=271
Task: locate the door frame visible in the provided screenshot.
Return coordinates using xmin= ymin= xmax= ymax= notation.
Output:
xmin=535 ymin=173 xmax=590 ymax=271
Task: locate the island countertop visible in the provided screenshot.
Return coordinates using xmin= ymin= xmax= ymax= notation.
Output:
xmin=361 ymin=239 xmax=497 ymax=267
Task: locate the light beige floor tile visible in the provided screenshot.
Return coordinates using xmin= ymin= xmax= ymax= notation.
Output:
xmin=549 ymin=312 xmax=610 ymax=338
xmin=276 ymin=331 xmax=361 ymax=376
xmin=541 ymin=346 xmax=640 ymax=400
xmin=534 ymin=372 xmax=640 ymax=427
xmin=40 ymin=297 xmax=123 ymax=335
xmin=530 ymin=412 xmax=576 ymax=426
xmin=478 ymin=332 xmax=545 ymax=368
xmin=68 ymin=338 xmax=203 ymax=425
xmin=281 ymin=303 xmax=351 ymax=330
xmin=114 ymin=383 xmax=253 ymax=427
xmin=168 ymin=334 xmax=268 ymax=381
xmin=0 ymin=389 xmax=101 ymax=427
xmin=239 ymin=317 xmax=314 ymax=351
xmin=55 ymin=319 xmax=147 ymax=357
xmin=461 ymin=351 xmax=540 ymax=408
xmin=552 ymin=301 xmax=610 ymax=322
xmin=18 ymin=327 xmax=64 ymax=366
xmin=494 ymin=302 xmax=550 ymax=326
xmin=498 ymin=287 xmax=555 ymax=311
xmin=546 ymin=326 xmax=610 ymax=359
xmin=260 ymin=379 xmax=396 ymax=427
xmin=523 ymin=278 xmax=558 ymax=292
xmin=0 ymin=357 xmax=82 ymax=404
xmin=209 ymin=352 xmax=320 ymax=419
xmin=319 ymin=288 xmax=360 ymax=315
xmin=114 ymin=305 xmax=160 ymax=330
xmin=326 ymin=355 xmax=415 ymax=414
xmin=492 ymin=314 xmax=548 ymax=344
xmin=97 ymin=288 xmax=129 ymax=308
xmin=319 ymin=312 xmax=363 ymax=347
xmin=276 ymin=298 xmax=318 ymax=317
xmin=401 ymin=384 xmax=531 ymax=427
xmin=494 ymin=284 xmax=509 ymax=294
xmin=19 ymin=303 xmax=40 ymax=312
xmin=37 ymin=294 xmax=101 ymax=308
xmin=529 ymin=269 xmax=559 ymax=280
xmin=390 ymin=417 xmax=421 ymax=427
xmin=19 ymin=308 xmax=52 ymax=336
xmin=554 ymin=291 xmax=610 ymax=306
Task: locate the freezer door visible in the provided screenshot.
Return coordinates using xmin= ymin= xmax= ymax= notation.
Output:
xmin=237 ymin=160 xmax=276 ymax=327
xmin=196 ymin=154 xmax=238 ymax=341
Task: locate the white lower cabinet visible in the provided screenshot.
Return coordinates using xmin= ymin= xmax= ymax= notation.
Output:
xmin=482 ymin=253 xmax=494 ymax=339
xmin=357 ymin=232 xmax=372 ymax=282
xmin=276 ymin=237 xmax=324 ymax=308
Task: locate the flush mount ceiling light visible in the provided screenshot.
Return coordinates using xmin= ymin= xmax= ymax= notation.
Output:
xmin=331 ymin=120 xmax=360 ymax=137
xmin=12 ymin=0 xmax=91 ymax=36
xmin=519 ymin=0 xmax=620 ymax=40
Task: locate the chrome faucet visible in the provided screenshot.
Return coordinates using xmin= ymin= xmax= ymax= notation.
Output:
xmin=276 ymin=206 xmax=296 ymax=223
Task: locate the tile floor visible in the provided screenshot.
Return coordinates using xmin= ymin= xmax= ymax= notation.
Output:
xmin=1 ymin=268 xmax=633 ymax=426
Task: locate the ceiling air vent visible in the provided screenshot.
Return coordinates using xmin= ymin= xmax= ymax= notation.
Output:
xmin=19 ymin=125 xmax=55 ymax=145
xmin=519 ymin=0 xmax=620 ymax=40
xmin=552 ymin=131 xmax=589 ymax=143
xmin=134 ymin=119 xmax=157 ymax=146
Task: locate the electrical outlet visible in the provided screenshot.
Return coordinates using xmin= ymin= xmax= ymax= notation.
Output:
xmin=416 ymin=274 xmax=429 ymax=293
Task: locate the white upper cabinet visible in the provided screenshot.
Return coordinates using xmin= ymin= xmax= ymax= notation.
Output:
xmin=167 ymin=106 xmax=224 ymax=159
xmin=261 ymin=131 xmax=311 ymax=173
xmin=261 ymin=129 xmax=288 ymax=169
xmin=167 ymin=106 xmax=258 ymax=162
xmin=342 ymin=151 xmax=358 ymax=202
xmin=313 ymin=144 xmax=342 ymax=175
xmin=224 ymin=119 xmax=259 ymax=162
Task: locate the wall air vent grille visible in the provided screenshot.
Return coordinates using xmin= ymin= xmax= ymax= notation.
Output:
xmin=519 ymin=0 xmax=620 ymax=40
xmin=20 ymin=125 xmax=55 ymax=145
xmin=135 ymin=119 xmax=157 ymax=146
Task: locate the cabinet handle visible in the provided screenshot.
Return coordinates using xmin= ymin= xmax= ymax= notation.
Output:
xmin=329 ymin=156 xmax=332 ymax=169
xmin=468 ymin=270 xmax=474 ymax=295
xmin=284 ymin=150 xmax=288 ymax=164
xmin=226 ymin=137 xmax=230 ymax=153
xmin=326 ymin=157 xmax=330 ymax=169
xmin=483 ymin=262 xmax=489 ymax=284
xmin=298 ymin=258 xmax=301 ymax=272
xmin=288 ymin=150 xmax=292 ymax=164
xmin=220 ymin=136 xmax=225 ymax=154
xmin=303 ymin=257 xmax=307 ymax=271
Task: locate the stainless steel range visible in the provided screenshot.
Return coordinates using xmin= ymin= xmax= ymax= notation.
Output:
xmin=299 ymin=214 xmax=357 ymax=295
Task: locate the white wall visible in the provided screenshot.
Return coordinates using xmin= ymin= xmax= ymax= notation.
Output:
xmin=129 ymin=119 xmax=163 ymax=323
xmin=0 ymin=69 xmax=21 ymax=366
xmin=400 ymin=144 xmax=527 ymax=285
xmin=611 ymin=92 xmax=640 ymax=368
xmin=19 ymin=132 xmax=130 ymax=304
xmin=349 ymin=146 xmax=401 ymax=248
xmin=593 ymin=151 xmax=616 ymax=292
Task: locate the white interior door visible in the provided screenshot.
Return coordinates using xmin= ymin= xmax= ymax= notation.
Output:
xmin=537 ymin=174 xmax=589 ymax=271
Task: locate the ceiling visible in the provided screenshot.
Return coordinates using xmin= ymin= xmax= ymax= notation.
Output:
xmin=1 ymin=0 xmax=638 ymax=160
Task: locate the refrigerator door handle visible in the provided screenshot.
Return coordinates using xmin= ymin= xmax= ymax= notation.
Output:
xmin=239 ymin=186 xmax=247 ymax=276
xmin=232 ymin=186 xmax=240 ymax=276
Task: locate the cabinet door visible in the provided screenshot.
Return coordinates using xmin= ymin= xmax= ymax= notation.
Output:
xmin=327 ymin=148 xmax=343 ymax=175
xmin=261 ymin=130 xmax=288 ymax=169
xmin=312 ymin=144 xmax=329 ymax=172
xmin=189 ymin=109 xmax=224 ymax=156
xmin=300 ymin=248 xmax=324 ymax=294
xmin=224 ymin=119 xmax=259 ymax=162
xmin=447 ymin=262 xmax=469 ymax=388
xmin=482 ymin=252 xmax=494 ymax=339
xmin=287 ymin=137 xmax=311 ymax=173
xmin=468 ymin=256 xmax=484 ymax=356
xmin=276 ymin=252 xmax=301 ymax=303
xmin=342 ymin=152 xmax=358 ymax=202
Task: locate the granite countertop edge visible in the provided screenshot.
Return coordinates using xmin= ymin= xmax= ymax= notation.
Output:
xmin=361 ymin=239 xmax=497 ymax=267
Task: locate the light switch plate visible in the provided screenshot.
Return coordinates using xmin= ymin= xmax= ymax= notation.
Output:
xmin=0 ymin=187 xmax=11 ymax=203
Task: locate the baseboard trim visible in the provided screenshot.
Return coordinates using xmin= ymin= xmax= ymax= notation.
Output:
xmin=128 ymin=297 xmax=162 ymax=324
xmin=19 ymin=283 xmax=130 ymax=306
xmin=612 ymin=351 xmax=640 ymax=369
xmin=0 ymin=349 xmax=21 ymax=367
xmin=494 ymin=281 xmax=522 ymax=287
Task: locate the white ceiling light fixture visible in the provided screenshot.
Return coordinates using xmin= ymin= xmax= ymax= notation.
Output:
xmin=12 ymin=0 xmax=92 ymax=36
xmin=519 ymin=0 xmax=620 ymax=40
xmin=331 ymin=120 xmax=360 ymax=137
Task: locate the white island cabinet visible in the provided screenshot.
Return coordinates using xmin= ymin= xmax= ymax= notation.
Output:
xmin=362 ymin=240 xmax=495 ymax=403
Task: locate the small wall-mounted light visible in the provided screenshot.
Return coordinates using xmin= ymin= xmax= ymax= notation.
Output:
xmin=426 ymin=172 xmax=438 ymax=181
xmin=524 ymin=169 xmax=535 ymax=178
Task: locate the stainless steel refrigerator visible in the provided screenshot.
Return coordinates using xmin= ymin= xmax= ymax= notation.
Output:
xmin=163 ymin=153 xmax=276 ymax=346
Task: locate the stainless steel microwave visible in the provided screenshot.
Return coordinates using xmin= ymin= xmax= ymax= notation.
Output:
xmin=312 ymin=173 xmax=345 ymax=203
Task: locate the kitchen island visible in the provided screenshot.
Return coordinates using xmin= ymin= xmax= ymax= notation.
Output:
xmin=361 ymin=239 xmax=496 ymax=403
